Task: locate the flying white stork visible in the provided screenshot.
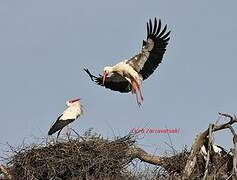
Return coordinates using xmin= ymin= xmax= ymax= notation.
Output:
xmin=48 ymin=98 xmax=83 ymax=138
xmin=84 ymin=18 xmax=170 ymax=106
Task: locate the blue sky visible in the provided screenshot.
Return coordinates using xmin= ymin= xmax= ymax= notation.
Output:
xmin=0 ymin=0 xmax=237 ymax=156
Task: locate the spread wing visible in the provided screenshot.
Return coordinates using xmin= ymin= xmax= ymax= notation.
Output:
xmin=126 ymin=18 xmax=170 ymax=80
xmin=84 ymin=68 xmax=131 ymax=93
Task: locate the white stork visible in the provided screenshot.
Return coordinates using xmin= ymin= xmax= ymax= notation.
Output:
xmin=48 ymin=98 xmax=83 ymax=138
xmin=84 ymin=18 xmax=170 ymax=107
xmin=200 ymin=138 xmax=228 ymax=161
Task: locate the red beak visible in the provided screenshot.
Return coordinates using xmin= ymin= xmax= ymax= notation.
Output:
xmin=70 ymin=98 xmax=80 ymax=103
xmin=102 ymin=72 xmax=108 ymax=85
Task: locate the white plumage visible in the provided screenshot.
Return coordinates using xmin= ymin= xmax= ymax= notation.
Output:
xmin=48 ymin=98 xmax=83 ymax=138
xmin=97 ymin=18 xmax=170 ymax=107
xmin=103 ymin=61 xmax=143 ymax=106
xmin=60 ymin=101 xmax=82 ymax=120
xmin=200 ymin=143 xmax=227 ymax=161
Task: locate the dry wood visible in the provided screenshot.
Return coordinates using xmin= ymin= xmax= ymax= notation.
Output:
xmin=203 ymin=124 xmax=214 ymax=180
xmin=127 ymin=146 xmax=162 ymax=165
xmin=0 ymin=112 xmax=236 ymax=179
xmin=0 ymin=164 xmax=12 ymax=179
xmin=228 ymin=125 xmax=237 ymax=180
xmin=183 ymin=112 xmax=237 ymax=178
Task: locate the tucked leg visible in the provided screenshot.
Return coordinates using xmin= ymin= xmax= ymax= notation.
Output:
xmin=132 ymin=81 xmax=142 ymax=107
xmin=136 ymin=82 xmax=143 ymax=101
xmin=125 ymin=77 xmax=143 ymax=107
xmin=134 ymin=76 xmax=143 ymax=101
xmin=133 ymin=80 xmax=143 ymax=102
xmin=139 ymin=87 xmax=144 ymax=101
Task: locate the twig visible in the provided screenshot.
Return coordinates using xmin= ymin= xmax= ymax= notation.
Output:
xmin=0 ymin=164 xmax=12 ymax=179
xmin=166 ymin=125 xmax=177 ymax=155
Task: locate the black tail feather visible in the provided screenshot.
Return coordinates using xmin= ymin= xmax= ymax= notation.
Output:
xmin=84 ymin=68 xmax=97 ymax=81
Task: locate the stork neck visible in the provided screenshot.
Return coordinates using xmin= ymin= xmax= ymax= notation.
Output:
xmin=108 ymin=66 xmax=115 ymax=73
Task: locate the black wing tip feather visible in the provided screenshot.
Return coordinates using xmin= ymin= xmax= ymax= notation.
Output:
xmin=48 ymin=119 xmax=75 ymax=135
xmin=139 ymin=18 xmax=171 ymax=80
xmin=48 ymin=128 xmax=56 ymax=135
xmin=48 ymin=121 xmax=61 ymax=135
xmin=48 ymin=124 xmax=59 ymax=136
xmin=147 ymin=18 xmax=171 ymax=41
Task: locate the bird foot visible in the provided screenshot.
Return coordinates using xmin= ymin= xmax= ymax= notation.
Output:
xmin=135 ymin=90 xmax=143 ymax=107
xmin=137 ymin=99 xmax=142 ymax=107
xmin=138 ymin=102 xmax=142 ymax=107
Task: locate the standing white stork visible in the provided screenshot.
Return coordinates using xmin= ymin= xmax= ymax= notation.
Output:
xmin=48 ymin=98 xmax=83 ymax=138
xmin=84 ymin=18 xmax=170 ymax=107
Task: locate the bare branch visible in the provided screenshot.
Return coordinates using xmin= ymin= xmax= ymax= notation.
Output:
xmin=0 ymin=164 xmax=12 ymax=179
xmin=218 ymin=112 xmax=235 ymax=120
xmin=183 ymin=129 xmax=208 ymax=178
xmin=203 ymin=124 xmax=214 ymax=180
xmin=228 ymin=125 xmax=237 ymax=180
xmin=183 ymin=113 xmax=237 ymax=178
xmin=127 ymin=146 xmax=162 ymax=166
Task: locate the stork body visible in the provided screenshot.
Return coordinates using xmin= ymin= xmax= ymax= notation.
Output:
xmin=85 ymin=18 xmax=170 ymax=106
xmin=200 ymin=138 xmax=228 ymax=161
xmin=200 ymin=144 xmax=227 ymax=161
xmin=48 ymin=98 xmax=82 ymax=138
xmin=103 ymin=61 xmax=143 ymax=106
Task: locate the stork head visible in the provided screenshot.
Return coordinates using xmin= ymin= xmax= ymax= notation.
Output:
xmin=103 ymin=66 xmax=113 ymax=85
xmin=66 ymin=98 xmax=80 ymax=106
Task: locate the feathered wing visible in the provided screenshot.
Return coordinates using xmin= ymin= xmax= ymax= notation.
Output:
xmin=48 ymin=105 xmax=81 ymax=135
xmin=48 ymin=115 xmax=74 ymax=135
xmin=84 ymin=68 xmax=131 ymax=93
xmin=126 ymin=18 xmax=171 ymax=80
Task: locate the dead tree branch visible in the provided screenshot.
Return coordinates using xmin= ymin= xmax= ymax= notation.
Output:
xmin=127 ymin=146 xmax=162 ymax=166
xmin=0 ymin=164 xmax=12 ymax=179
xmin=183 ymin=112 xmax=237 ymax=178
xmin=1 ymin=113 xmax=236 ymax=179
xmin=228 ymin=125 xmax=237 ymax=180
xmin=203 ymin=124 xmax=214 ymax=180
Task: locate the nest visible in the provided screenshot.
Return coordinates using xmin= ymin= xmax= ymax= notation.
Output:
xmin=0 ymin=132 xmax=234 ymax=180
xmin=161 ymin=150 xmax=233 ymax=179
xmin=5 ymin=134 xmax=136 ymax=180
xmin=161 ymin=147 xmax=190 ymax=174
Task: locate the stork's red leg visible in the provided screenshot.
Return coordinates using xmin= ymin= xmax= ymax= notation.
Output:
xmin=132 ymin=81 xmax=142 ymax=107
xmin=134 ymin=76 xmax=143 ymax=101
xmin=66 ymin=125 xmax=71 ymax=139
xmin=133 ymin=80 xmax=143 ymax=102
xmin=137 ymin=85 xmax=143 ymax=101
xmin=136 ymin=90 xmax=141 ymax=107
